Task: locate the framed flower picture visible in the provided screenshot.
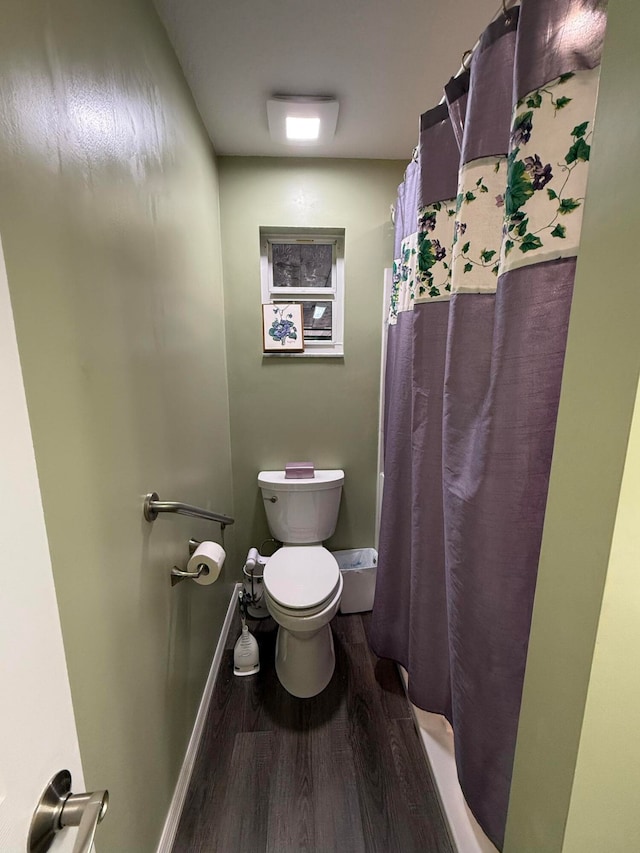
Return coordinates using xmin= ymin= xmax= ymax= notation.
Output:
xmin=262 ymin=303 xmax=305 ymax=353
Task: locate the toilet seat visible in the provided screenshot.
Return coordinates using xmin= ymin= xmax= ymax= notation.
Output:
xmin=263 ymin=546 xmax=341 ymax=613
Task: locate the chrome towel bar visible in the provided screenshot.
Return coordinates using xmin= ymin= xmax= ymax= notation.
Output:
xmin=143 ymin=492 xmax=234 ymax=528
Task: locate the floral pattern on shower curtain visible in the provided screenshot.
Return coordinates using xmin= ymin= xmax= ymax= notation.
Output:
xmin=370 ymin=1 xmax=608 ymax=848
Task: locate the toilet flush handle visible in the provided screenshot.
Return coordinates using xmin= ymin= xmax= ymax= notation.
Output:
xmin=264 ymin=495 xmax=278 ymax=503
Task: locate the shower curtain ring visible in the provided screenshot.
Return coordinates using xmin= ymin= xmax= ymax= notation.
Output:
xmin=461 ymin=49 xmax=473 ymax=70
xmin=502 ymin=0 xmax=512 ymax=24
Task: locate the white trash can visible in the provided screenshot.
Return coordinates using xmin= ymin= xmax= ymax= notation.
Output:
xmin=332 ymin=548 xmax=378 ymax=614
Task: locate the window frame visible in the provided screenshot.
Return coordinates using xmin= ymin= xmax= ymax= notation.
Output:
xmin=259 ymin=227 xmax=345 ymax=358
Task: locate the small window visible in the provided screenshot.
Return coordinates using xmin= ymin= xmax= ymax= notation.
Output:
xmin=260 ymin=227 xmax=345 ymax=357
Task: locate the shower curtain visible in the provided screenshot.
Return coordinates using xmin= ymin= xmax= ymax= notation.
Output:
xmin=370 ymin=1 xmax=608 ymax=848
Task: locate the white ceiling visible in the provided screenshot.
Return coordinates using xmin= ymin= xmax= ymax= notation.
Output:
xmin=154 ymin=0 xmax=500 ymax=160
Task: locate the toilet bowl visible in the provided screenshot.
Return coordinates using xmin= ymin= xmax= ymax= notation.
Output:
xmin=263 ymin=545 xmax=343 ymax=698
xmin=258 ymin=469 xmax=345 ymax=698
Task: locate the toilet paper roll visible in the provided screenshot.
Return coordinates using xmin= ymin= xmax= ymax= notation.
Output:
xmin=188 ymin=541 xmax=225 ymax=586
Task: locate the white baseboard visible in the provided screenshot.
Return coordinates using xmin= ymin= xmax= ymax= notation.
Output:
xmin=156 ymin=582 xmax=241 ymax=853
xmin=398 ymin=666 xmax=498 ymax=853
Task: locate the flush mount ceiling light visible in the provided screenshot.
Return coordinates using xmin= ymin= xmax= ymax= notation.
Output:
xmin=286 ymin=116 xmax=321 ymax=141
xmin=267 ymin=96 xmax=339 ymax=146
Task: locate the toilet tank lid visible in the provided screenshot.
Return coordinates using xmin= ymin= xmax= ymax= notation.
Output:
xmin=258 ymin=469 xmax=344 ymax=491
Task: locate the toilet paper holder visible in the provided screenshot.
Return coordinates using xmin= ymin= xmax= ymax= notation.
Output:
xmin=170 ymin=539 xmax=219 ymax=586
xmin=170 ymin=563 xmax=205 ymax=586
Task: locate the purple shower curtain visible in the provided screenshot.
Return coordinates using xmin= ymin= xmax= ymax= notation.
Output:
xmin=370 ymin=1 xmax=608 ymax=848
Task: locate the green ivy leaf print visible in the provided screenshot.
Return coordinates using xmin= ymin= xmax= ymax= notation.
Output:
xmin=462 ymin=241 xmax=470 ymax=254
xmin=513 ymin=110 xmax=534 ymax=135
xmin=502 ymin=85 xmax=594 ymax=268
xmin=558 ymin=72 xmax=575 ymax=84
xmin=465 ymin=191 xmax=476 ymax=203
xmin=418 ymin=234 xmax=437 ymax=272
xmin=505 ymin=159 xmax=535 ymax=216
xmin=404 ymin=247 xmax=411 ymax=262
xmin=429 ymin=286 xmax=441 ymax=298
xmin=558 ymin=198 xmax=581 ymax=214
xmin=491 ymin=264 xmax=500 ymax=275
xmin=520 ymin=234 xmax=544 ymax=253
xmin=481 ymin=249 xmax=497 ymax=263
xmin=463 ymin=263 xmax=473 ymax=273
xmin=565 ymin=138 xmax=591 ymax=164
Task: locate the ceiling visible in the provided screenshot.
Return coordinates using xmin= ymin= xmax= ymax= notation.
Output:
xmin=153 ymin=0 xmax=500 ymax=161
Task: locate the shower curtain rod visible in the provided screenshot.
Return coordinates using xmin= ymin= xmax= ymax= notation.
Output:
xmin=437 ymin=0 xmax=520 ymax=104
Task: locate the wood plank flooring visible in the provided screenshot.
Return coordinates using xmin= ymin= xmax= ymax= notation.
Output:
xmin=172 ymin=612 xmax=454 ymax=853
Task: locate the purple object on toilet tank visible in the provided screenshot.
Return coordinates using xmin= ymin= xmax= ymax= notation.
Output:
xmin=285 ymin=462 xmax=315 ymax=479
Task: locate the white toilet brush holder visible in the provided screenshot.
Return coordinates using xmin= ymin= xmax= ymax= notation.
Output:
xmin=233 ymin=620 xmax=260 ymax=676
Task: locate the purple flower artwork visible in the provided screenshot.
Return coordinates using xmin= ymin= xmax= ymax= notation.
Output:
xmin=263 ymin=303 xmax=304 ymax=353
xmin=269 ymin=307 xmax=297 ymax=345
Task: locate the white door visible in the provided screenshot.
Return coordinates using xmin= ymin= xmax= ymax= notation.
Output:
xmin=0 ymin=233 xmax=85 ymax=852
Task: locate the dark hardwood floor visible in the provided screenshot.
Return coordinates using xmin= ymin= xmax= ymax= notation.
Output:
xmin=172 ymin=611 xmax=454 ymax=853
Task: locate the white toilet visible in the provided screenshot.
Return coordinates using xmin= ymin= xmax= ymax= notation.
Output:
xmin=258 ymin=469 xmax=344 ymax=698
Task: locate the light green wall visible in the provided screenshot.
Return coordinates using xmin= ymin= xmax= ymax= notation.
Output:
xmin=561 ymin=379 xmax=640 ymax=851
xmin=218 ymin=157 xmax=404 ymax=560
xmin=0 ymin=1 xmax=235 ymax=850
xmin=505 ymin=1 xmax=640 ymax=849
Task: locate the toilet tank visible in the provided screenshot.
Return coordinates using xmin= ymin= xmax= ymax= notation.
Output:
xmin=258 ymin=469 xmax=344 ymax=544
